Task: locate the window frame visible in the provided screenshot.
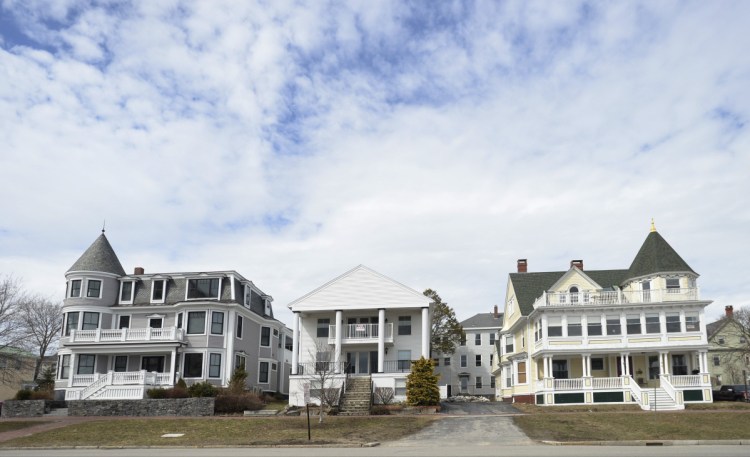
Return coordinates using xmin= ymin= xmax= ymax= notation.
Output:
xmin=587 ymin=317 xmax=603 ymax=336
xmin=118 ymin=315 xmax=130 ymax=329
xmin=183 ymin=352 xmax=204 ymax=378
xmin=460 ymin=354 xmax=467 ymax=368
xmin=567 ymin=316 xmax=582 ymax=337
xmin=316 ymin=318 xmax=330 ymax=338
xmin=475 ymin=354 xmax=482 ymax=367
xmin=77 ymin=354 xmax=96 ymax=375
xmin=475 ymin=333 xmax=481 ymax=345
xmin=208 ymin=353 xmax=222 ymax=378
xmin=685 ymin=313 xmax=700 ymax=332
xmin=186 ymin=278 xmax=222 ymax=300
xmin=81 ymin=312 xmax=100 ymax=330
xmin=151 ymin=279 xmax=167 ymax=304
xmin=260 ymin=326 xmax=271 ymax=347
xmin=64 ymin=312 xmax=79 ymax=336
xmin=548 ymin=317 xmax=563 ymax=337
xmin=210 ymin=311 xmax=224 ymax=335
xmin=69 ymin=279 xmax=82 ymax=298
xmin=119 ymin=281 xmax=134 ymax=304
xmin=475 ymin=376 xmax=483 ymax=389
xmin=186 ymin=311 xmax=207 ymax=335
xmin=113 ymin=355 xmax=128 ymax=372
xmin=626 ymin=314 xmax=642 ymax=335
xmin=235 ymin=354 xmax=246 ymax=370
xmin=398 ymin=315 xmax=412 ymax=336
xmin=258 ymin=361 xmax=270 ymax=384
xmin=606 ymin=315 xmax=621 ymax=336
xmin=665 ymin=313 xmax=681 ymax=333
xmin=86 ymin=279 xmax=102 ymax=298
xmin=60 ymin=354 xmax=71 ymax=379
xmin=645 ymin=313 xmax=661 ymax=334
xmin=236 ymin=315 xmax=243 ymax=339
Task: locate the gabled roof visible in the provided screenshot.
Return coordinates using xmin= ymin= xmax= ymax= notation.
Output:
xmin=67 ymin=233 xmax=126 ymax=276
xmin=509 ymin=269 xmax=629 ymax=316
xmin=625 ymin=230 xmax=695 ymax=281
xmin=461 ymin=312 xmax=503 ymax=329
xmin=706 ymin=317 xmax=730 ymax=340
xmin=287 ymin=265 xmax=432 ymax=312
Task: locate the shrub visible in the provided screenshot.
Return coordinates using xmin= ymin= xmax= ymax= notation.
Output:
xmin=188 ymin=381 xmax=219 ymax=398
xmin=176 ymin=378 xmax=187 ymax=389
xmin=36 ymin=366 xmax=56 ymax=393
xmin=228 ymin=368 xmax=248 ymax=394
xmin=165 ymin=386 xmax=189 ymax=398
xmin=14 ymin=389 xmax=32 ymax=400
xmin=370 ymin=405 xmax=391 ymax=415
xmin=374 ymin=387 xmax=395 ymax=405
xmin=214 ymin=392 xmax=264 ymax=414
xmin=147 ymin=388 xmax=168 ymax=399
xmin=406 ymin=357 xmax=440 ymax=406
xmin=30 ymin=390 xmax=53 ymax=400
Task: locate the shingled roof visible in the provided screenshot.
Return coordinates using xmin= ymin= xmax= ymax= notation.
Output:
xmin=625 ymin=230 xmax=695 ymax=281
xmin=67 ymin=233 xmax=126 ymax=276
xmin=461 ymin=312 xmax=504 ymax=329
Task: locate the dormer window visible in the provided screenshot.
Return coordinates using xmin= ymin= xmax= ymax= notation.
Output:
xmin=86 ymin=280 xmax=101 ymax=298
xmin=666 ymin=278 xmax=680 ymax=292
xmin=187 ymin=278 xmax=220 ymax=300
xmin=120 ymin=281 xmax=134 ymax=304
xmin=69 ymin=279 xmax=82 ymax=298
xmin=151 ymin=279 xmax=167 ymax=303
xmin=569 ymin=286 xmax=579 ymax=304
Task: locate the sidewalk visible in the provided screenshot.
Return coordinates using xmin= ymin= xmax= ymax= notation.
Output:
xmin=0 ymin=417 xmax=98 ymax=443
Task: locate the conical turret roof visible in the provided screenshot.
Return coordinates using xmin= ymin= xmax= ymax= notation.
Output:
xmin=624 ymin=230 xmax=695 ymax=281
xmin=67 ymin=233 xmax=126 ymax=276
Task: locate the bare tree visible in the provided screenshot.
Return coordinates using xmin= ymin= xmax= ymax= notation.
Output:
xmin=0 ymin=275 xmax=29 ymax=384
xmin=18 ymin=296 xmax=62 ymax=381
xmin=307 ymin=340 xmax=343 ymax=423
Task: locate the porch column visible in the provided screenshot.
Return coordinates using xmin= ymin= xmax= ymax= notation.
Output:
xmin=619 ymin=353 xmax=627 ymax=376
xmin=291 ymin=312 xmax=300 ymax=375
xmin=378 ymin=308 xmax=385 ymax=373
xmin=225 ymin=309 xmax=235 ymax=384
xmin=67 ymin=353 xmax=77 ymax=388
xmin=543 ymin=356 xmax=551 ymax=378
xmin=583 ymin=354 xmax=591 ymax=377
xmin=334 ymin=310 xmax=343 ymax=374
xmin=421 ymin=307 xmax=430 ymax=359
xmin=659 ymin=351 xmax=668 ymax=376
xmin=170 ymin=348 xmax=177 ymax=385
xmin=698 ymin=350 xmax=707 ymax=373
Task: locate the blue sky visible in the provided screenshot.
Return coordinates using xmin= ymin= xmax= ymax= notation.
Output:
xmin=0 ymin=0 xmax=748 ymax=326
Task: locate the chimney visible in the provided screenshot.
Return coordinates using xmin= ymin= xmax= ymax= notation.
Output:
xmin=493 ymin=305 xmax=499 ymax=318
xmin=570 ymin=259 xmax=584 ymax=270
xmin=517 ymin=259 xmax=528 ymax=273
xmin=725 ymin=305 xmax=734 ymax=318
xmin=134 ymin=267 xmax=145 ymax=275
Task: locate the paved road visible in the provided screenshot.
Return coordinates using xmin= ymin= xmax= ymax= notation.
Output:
xmin=438 ymin=400 xmax=521 ymax=415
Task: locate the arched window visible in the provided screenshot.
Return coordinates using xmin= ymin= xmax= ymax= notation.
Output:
xmin=570 ymin=286 xmax=579 ymax=304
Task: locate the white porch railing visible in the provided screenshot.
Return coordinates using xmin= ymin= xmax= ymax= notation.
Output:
xmin=660 ymin=375 xmax=678 ymax=403
xmin=69 ymin=327 xmax=185 ymax=343
xmin=592 ymin=377 xmax=623 ymax=390
xmin=71 ymin=374 xmax=97 ymax=387
xmin=554 ymin=378 xmax=584 ymax=390
xmin=535 ymin=288 xmax=700 ymax=308
xmin=670 ymin=375 xmax=702 ymax=387
xmin=328 ymin=323 xmax=394 ymax=343
xmin=628 ymin=377 xmax=644 ymax=405
xmin=67 ymin=370 xmax=172 ymax=400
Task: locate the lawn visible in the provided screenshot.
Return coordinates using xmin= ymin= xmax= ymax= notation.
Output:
xmin=0 ymin=416 xmax=436 ymax=447
xmin=0 ymin=421 xmax=50 ymax=433
xmin=514 ymin=410 xmax=750 ymax=442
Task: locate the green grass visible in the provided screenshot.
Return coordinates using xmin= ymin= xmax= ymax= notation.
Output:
xmin=0 ymin=416 xmax=436 ymax=447
xmin=514 ymin=411 xmax=750 ymax=441
xmin=0 ymin=422 xmax=50 ymax=433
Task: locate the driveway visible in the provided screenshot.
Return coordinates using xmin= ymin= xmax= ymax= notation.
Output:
xmin=385 ymin=401 xmax=532 ymax=447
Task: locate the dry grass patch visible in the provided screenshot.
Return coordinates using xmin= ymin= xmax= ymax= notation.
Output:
xmin=686 ymin=402 xmax=750 ymax=410
xmin=0 ymin=416 xmax=436 ymax=448
xmin=514 ymin=411 xmax=750 ymax=442
xmin=0 ymin=422 xmax=50 ymax=433
xmin=512 ymin=403 xmax=641 ymax=414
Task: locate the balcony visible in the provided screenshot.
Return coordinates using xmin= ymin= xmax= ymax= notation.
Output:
xmin=327 ymin=323 xmax=394 ymax=345
xmin=534 ymin=288 xmax=700 ymax=308
xmin=67 ymin=327 xmax=185 ymax=344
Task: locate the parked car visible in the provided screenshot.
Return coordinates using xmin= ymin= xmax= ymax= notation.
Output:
xmin=713 ymin=385 xmax=749 ymax=401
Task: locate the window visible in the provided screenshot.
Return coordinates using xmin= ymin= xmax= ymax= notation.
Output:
xmin=78 ymin=354 xmax=95 ymax=375
xmin=142 ymin=356 xmax=165 ymax=372
xmin=272 ymin=363 xmax=277 ymax=371
xmin=69 ymin=279 xmax=82 ymax=298
xmin=395 ymin=378 xmax=407 ymax=396
xmin=187 ymin=278 xmax=220 ymax=299
xmin=672 ymin=354 xmax=687 ymax=376
xmin=490 ymin=377 xmax=496 ymax=388
xmin=398 ymin=316 xmax=412 ymax=335
xmin=209 ymin=354 xmax=222 ymax=378
xmin=475 ymin=355 xmax=482 ymax=367
xmin=284 ymin=336 xmax=293 ymax=351
xmin=278 ymin=334 xmax=283 ymax=348
xmin=666 ymin=278 xmax=680 ymax=291
xmin=65 ymin=312 xmax=79 ymax=336
xmin=505 ymin=336 xmax=514 ymax=354
xmin=587 ymin=316 xmax=602 ymax=336
xmin=177 ymin=312 xmax=183 ymax=329
xmin=183 ymin=353 xmax=203 ymax=378
xmin=517 ymin=361 xmax=527 ymax=384
xmin=606 ymin=315 xmax=621 ymax=335
xmin=460 ymin=334 xmax=466 ymax=346
xmin=646 ymin=313 xmax=660 ymax=333
xmin=211 ymin=312 xmax=224 ymax=335
xmin=86 ymin=280 xmax=101 ymax=298
xmin=505 ymin=365 xmax=512 ymax=388
xmin=152 ymin=280 xmax=166 ymax=302
xmin=316 ymin=318 xmax=330 ymax=338
xmin=648 ymin=355 xmax=660 ymax=380
xmin=490 ymin=354 xmax=494 ymax=366
xmin=260 ymin=327 xmax=271 ymax=346
xmin=627 ymin=315 xmax=641 ymax=335
xmin=460 ymin=355 xmax=467 ymax=368
xmin=666 ymin=313 xmax=681 ymax=333
xmin=718 ymin=337 xmax=725 ymax=345
xmin=118 ymin=316 xmax=130 ymax=329
xmin=82 ymin=312 xmax=99 ymax=330
xmin=444 ymin=357 xmax=451 ymax=366
xmin=236 ymin=316 xmax=243 ymax=339
xmin=315 ymin=351 xmax=330 ymax=373
xmin=713 ymin=356 xmax=721 ymax=367
xmin=259 ymin=361 xmax=269 ymax=383
xmin=235 ymin=354 xmax=246 ymax=370
xmin=114 ymin=356 xmax=128 ymax=372
xmin=475 ymin=333 xmax=481 ymax=345
xmin=398 ymin=350 xmax=412 ymax=371
xmin=187 ymin=311 xmax=206 ymax=334
xmin=685 ymin=313 xmax=699 ymax=332
xmin=548 ymin=317 xmax=562 ymax=337
xmin=552 ymin=360 xmax=568 ymax=379
xmin=567 ymin=316 xmax=582 ymax=336
xmin=120 ymin=281 xmax=133 ymax=303
xmin=489 ymin=333 xmax=496 ymax=345
xmin=591 ymin=358 xmax=604 ymax=371
xmin=60 ymin=354 xmax=70 ymax=379
xmin=476 ymin=376 xmax=483 ymax=388
xmin=149 ymin=317 xmax=163 ymax=329
xmin=569 ymin=286 xmax=579 ymax=303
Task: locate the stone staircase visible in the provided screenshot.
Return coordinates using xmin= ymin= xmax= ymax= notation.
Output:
xmin=647 ymin=387 xmax=682 ymax=411
xmin=338 ymin=376 xmax=372 ymax=416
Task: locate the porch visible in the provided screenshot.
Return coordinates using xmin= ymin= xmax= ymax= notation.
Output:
xmin=66 ymin=327 xmax=185 ymax=344
xmin=327 ymin=323 xmax=394 ymax=344
xmin=65 ymin=370 xmax=173 ymax=400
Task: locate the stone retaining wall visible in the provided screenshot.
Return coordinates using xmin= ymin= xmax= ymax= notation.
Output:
xmin=1 ymin=400 xmax=46 ymax=418
xmin=68 ymin=398 xmax=214 ymax=416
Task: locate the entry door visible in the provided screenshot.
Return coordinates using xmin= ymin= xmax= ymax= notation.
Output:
xmin=369 ymin=351 xmax=378 ymax=373
xmin=346 ymin=352 xmax=355 ymax=374
xmin=358 ymin=352 xmax=369 ymax=374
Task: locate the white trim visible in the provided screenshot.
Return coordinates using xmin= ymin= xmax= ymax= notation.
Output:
xmin=140 ymin=354 xmax=166 ymax=373
xmin=185 ymin=310 xmax=208 ymax=336
xmin=208 ymin=352 xmax=222 ymax=378
xmin=235 ymin=315 xmax=243 ymax=339
xmin=118 ymin=280 xmax=135 ymax=305
xmin=182 ymin=351 xmax=206 ymax=379
xmin=112 ymin=355 xmax=129 ymax=372
xmin=258 ymin=360 xmax=270 ymax=384
xmin=150 ymin=279 xmax=167 ymax=304
xmin=69 ymin=279 xmax=83 ymax=298
xmin=260 ymin=325 xmax=271 ymax=347
xmin=210 ymin=310 xmax=225 ymax=336
xmin=85 ymin=278 xmax=103 ymax=299
xmin=185 ymin=276 xmax=223 ymax=301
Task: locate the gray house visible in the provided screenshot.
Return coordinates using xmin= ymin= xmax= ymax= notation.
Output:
xmin=55 ymin=232 xmax=291 ymax=400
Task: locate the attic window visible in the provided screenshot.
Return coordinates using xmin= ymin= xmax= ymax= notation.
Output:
xmin=666 ymin=278 xmax=680 ymax=292
xmin=187 ymin=278 xmax=220 ymax=299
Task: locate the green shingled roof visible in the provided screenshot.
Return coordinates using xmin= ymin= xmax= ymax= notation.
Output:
xmin=625 ymin=230 xmax=695 ymax=281
xmin=68 ymin=233 xmax=126 ymax=276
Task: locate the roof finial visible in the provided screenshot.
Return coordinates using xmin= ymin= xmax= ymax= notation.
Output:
xmin=650 ymin=218 xmax=656 ymax=233
xmin=102 ymin=219 xmax=106 ymax=234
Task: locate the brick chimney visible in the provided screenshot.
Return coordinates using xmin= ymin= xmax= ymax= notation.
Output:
xmin=725 ymin=305 xmax=734 ymax=318
xmin=134 ymin=267 xmax=145 ymax=275
xmin=493 ymin=305 xmax=499 ymax=318
xmin=570 ymin=259 xmax=584 ymax=270
xmin=517 ymin=259 xmax=528 ymax=273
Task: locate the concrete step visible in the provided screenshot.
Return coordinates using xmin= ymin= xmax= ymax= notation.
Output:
xmin=44 ymin=408 xmax=69 ymax=417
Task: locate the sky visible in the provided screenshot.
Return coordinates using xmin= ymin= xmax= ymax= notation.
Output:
xmin=0 ymin=0 xmax=748 ymax=328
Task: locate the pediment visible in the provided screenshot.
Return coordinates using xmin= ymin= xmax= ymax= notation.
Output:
xmin=548 ymin=268 xmax=601 ymax=293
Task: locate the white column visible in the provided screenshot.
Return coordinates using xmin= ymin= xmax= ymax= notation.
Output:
xmin=170 ymin=348 xmax=177 ymax=385
xmin=291 ymin=312 xmax=300 ymax=375
xmin=699 ymin=351 xmax=707 ymax=373
xmin=543 ymin=356 xmax=551 ymax=378
xmin=225 ymin=309 xmax=235 ymax=385
xmin=583 ymin=354 xmax=591 ymax=377
xmin=67 ymin=353 xmax=76 ymax=388
xmin=378 ymin=309 xmax=385 ymax=373
xmin=335 ymin=310 xmax=343 ymax=374
xmin=421 ymin=307 xmax=430 ymax=359
xmin=624 ymin=353 xmax=630 ymax=376
xmin=659 ymin=351 xmax=667 ymax=376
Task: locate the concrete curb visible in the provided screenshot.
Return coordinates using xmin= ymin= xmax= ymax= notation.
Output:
xmin=542 ymin=439 xmax=750 ymax=446
xmin=0 ymin=443 xmax=380 ymax=450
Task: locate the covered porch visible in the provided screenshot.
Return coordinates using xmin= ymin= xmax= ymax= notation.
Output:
xmin=532 ymin=350 xmax=713 ymax=410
